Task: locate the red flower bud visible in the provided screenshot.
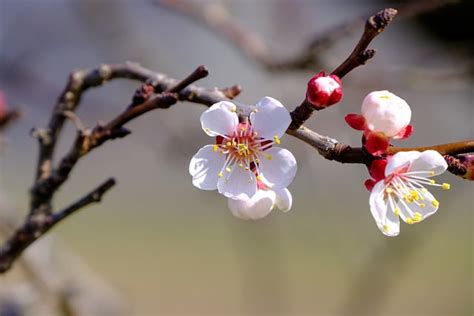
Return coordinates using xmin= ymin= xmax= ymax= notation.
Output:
xmin=306 ymin=71 xmax=343 ymax=110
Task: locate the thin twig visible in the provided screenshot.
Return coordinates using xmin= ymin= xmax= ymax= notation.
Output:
xmin=0 ymin=179 xmax=116 ymax=273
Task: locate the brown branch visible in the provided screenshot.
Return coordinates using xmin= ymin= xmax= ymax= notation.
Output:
xmin=0 ymin=109 xmax=21 ymax=132
xmin=0 ymin=178 xmax=115 ymax=273
xmin=289 ymin=8 xmax=396 ymax=130
xmin=388 ymin=140 xmax=474 ymax=156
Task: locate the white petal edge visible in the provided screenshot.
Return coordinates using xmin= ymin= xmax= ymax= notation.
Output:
xmin=227 ymin=190 xmax=276 ymax=220
xmin=189 ymin=145 xmax=226 ymax=190
xmin=369 ymin=181 xmax=387 ymax=225
xmin=408 ymin=150 xmax=448 ymax=176
xmin=200 ymin=101 xmax=239 ymax=137
xmin=250 ymin=96 xmax=291 ymax=140
xmin=385 ymin=151 xmax=421 ymax=176
xmin=217 ymin=164 xmax=257 ymax=200
xmin=274 ymin=188 xmax=292 ymax=212
xmin=258 ymin=147 xmax=297 ymax=189
xmin=380 ymin=207 xmax=400 ymax=237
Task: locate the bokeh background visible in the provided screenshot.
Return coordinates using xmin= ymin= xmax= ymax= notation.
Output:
xmin=0 ymin=1 xmax=472 ymax=315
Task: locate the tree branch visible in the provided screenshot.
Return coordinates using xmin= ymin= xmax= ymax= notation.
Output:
xmin=0 ymin=178 xmax=115 ymax=273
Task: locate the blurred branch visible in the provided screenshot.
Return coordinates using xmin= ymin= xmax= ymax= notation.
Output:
xmin=155 ymin=0 xmax=458 ymax=72
xmin=0 ymin=109 xmax=21 ymax=132
xmin=0 ymin=179 xmax=115 ymax=273
xmin=0 ymin=63 xmax=239 ymax=273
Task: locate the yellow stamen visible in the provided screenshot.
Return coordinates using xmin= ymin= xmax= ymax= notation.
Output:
xmin=266 ymin=154 xmax=273 ymax=161
xmin=394 ymin=207 xmax=400 ymax=216
xmin=379 ymin=94 xmax=391 ymax=100
xmin=429 ymin=179 xmax=436 ymax=184
xmin=386 ymin=188 xmax=394 ymax=194
xmin=406 ymin=218 xmax=414 ymax=225
xmin=256 ymin=175 xmax=263 ymax=181
xmin=273 ymin=135 xmax=281 ymax=145
xmin=217 ymin=172 xmax=223 ymax=178
xmin=383 ymin=224 xmax=389 ymax=233
xmin=414 ymin=212 xmax=423 ymax=221
xmin=442 ymin=183 xmax=450 ymax=190
xmin=226 ymin=141 xmax=232 ymax=147
xmin=225 ymin=167 xmax=232 ymax=172
xmin=429 ymin=171 xmax=435 ymax=176
xmin=230 ymin=106 xmax=237 ymax=112
xmin=432 ymin=200 xmax=439 ymax=207
xmin=212 ymin=144 xmax=218 ymax=152
xmin=419 ymin=203 xmax=425 ymax=208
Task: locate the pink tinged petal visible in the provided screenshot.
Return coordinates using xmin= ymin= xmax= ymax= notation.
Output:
xmin=250 ymin=96 xmax=291 ymax=139
xmin=369 ymin=181 xmax=387 ymax=225
xmin=217 ymin=165 xmax=257 ymax=200
xmin=189 ymin=145 xmax=226 ymax=190
xmin=392 ymin=124 xmax=413 ymax=140
xmin=364 ymin=131 xmax=389 ymax=156
xmin=227 ymin=190 xmax=276 ymax=220
xmin=258 ymin=147 xmax=297 ymax=189
xmin=385 ymin=151 xmax=421 ymax=176
xmin=408 ymin=150 xmax=448 ymax=176
xmin=344 ymin=113 xmax=367 ymax=131
xmin=200 ymin=101 xmax=239 ymax=137
xmin=274 ymin=188 xmax=292 ymax=212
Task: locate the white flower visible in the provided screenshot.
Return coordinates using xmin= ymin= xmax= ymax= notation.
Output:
xmin=361 ymin=90 xmax=411 ymax=137
xmin=369 ymin=150 xmax=450 ymax=237
xmin=189 ymin=97 xmax=297 ymax=200
xmin=227 ymin=187 xmax=292 ymax=220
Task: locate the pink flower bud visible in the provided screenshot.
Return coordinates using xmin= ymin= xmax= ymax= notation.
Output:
xmin=306 ymin=71 xmax=343 ymax=109
xmin=361 ymin=90 xmax=411 ymax=137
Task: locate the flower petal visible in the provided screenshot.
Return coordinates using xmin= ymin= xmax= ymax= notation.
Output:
xmin=408 ymin=150 xmax=448 ymax=176
xmin=398 ymin=188 xmax=438 ymax=223
xmin=369 ymin=181 xmax=387 ymax=225
xmin=250 ymin=96 xmax=291 ymax=139
xmin=227 ymin=190 xmax=276 ymax=220
xmin=200 ymin=101 xmax=239 ymax=137
xmin=380 ymin=206 xmax=400 ymax=237
xmin=217 ymin=164 xmax=257 ymax=199
xmin=189 ymin=145 xmax=226 ymax=190
xmin=385 ymin=151 xmax=421 ymax=176
xmin=274 ymin=188 xmax=292 ymax=212
xmin=258 ymin=147 xmax=297 ymax=189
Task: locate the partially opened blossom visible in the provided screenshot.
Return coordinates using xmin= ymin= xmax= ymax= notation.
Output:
xmin=189 ymin=97 xmax=297 ymax=200
xmin=306 ymin=71 xmax=343 ymax=109
xmin=345 ymin=90 xmax=413 ymax=155
xmin=227 ymin=183 xmax=292 ymax=220
xmin=369 ymin=150 xmax=450 ymax=236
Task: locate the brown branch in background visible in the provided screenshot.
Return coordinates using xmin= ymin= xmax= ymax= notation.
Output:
xmin=0 ymin=179 xmax=115 ymax=273
xmin=155 ymin=0 xmax=457 ymax=72
xmin=0 ymin=109 xmax=21 ymax=132
xmin=0 ymin=63 xmax=238 ymax=273
xmin=289 ymin=8 xmax=396 ymax=130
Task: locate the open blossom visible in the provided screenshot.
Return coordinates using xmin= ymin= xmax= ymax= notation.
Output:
xmin=227 ymin=182 xmax=292 ymax=220
xmin=345 ymin=90 xmax=413 ymax=155
xmin=306 ymin=71 xmax=343 ymax=109
xmin=189 ymin=97 xmax=297 ymax=200
xmin=369 ymin=150 xmax=450 ymax=237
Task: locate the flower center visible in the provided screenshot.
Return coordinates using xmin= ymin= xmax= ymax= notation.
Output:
xmin=213 ymin=122 xmax=279 ymax=182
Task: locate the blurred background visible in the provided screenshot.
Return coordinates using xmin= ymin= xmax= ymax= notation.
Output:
xmin=0 ymin=0 xmax=472 ymax=315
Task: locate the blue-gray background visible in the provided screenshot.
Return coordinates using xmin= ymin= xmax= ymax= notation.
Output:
xmin=0 ymin=1 xmax=472 ymax=315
